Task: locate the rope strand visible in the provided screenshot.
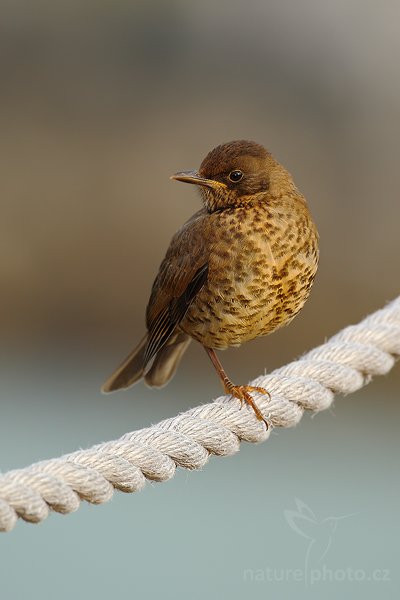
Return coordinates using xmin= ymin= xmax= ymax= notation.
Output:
xmin=1 ymin=296 xmax=399 ymax=532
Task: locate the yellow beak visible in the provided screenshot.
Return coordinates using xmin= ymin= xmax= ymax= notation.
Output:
xmin=170 ymin=170 xmax=227 ymax=189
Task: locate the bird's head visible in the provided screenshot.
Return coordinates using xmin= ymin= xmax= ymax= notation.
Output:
xmin=171 ymin=140 xmax=295 ymax=212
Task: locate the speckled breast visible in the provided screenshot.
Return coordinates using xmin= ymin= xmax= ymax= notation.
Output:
xmin=181 ymin=199 xmax=319 ymax=349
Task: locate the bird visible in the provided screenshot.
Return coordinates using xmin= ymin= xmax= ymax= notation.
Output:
xmin=284 ymin=498 xmax=356 ymax=569
xmin=102 ymin=140 xmax=319 ymax=426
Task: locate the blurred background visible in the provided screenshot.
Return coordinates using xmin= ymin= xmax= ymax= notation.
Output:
xmin=0 ymin=0 xmax=399 ymax=598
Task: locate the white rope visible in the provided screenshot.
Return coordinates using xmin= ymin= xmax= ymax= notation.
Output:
xmin=1 ymin=297 xmax=399 ymax=532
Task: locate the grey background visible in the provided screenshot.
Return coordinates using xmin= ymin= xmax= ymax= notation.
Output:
xmin=0 ymin=1 xmax=399 ymax=598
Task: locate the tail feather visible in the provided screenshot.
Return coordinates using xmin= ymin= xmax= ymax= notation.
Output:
xmin=144 ymin=333 xmax=191 ymax=388
xmin=101 ymin=331 xmax=191 ymax=393
xmin=101 ymin=334 xmax=147 ymax=393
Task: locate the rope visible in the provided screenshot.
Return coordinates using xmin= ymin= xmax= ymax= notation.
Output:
xmin=1 ymin=296 xmax=399 ymax=532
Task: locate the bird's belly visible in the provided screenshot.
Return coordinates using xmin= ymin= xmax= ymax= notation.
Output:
xmin=181 ymin=239 xmax=317 ymax=349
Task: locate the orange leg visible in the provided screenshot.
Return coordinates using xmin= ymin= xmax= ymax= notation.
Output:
xmin=205 ymin=347 xmax=269 ymax=427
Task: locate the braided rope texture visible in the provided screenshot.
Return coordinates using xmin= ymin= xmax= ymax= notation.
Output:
xmin=1 ymin=297 xmax=399 ymax=532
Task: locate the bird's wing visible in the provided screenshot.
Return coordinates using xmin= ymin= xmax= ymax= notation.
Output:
xmin=284 ymin=509 xmax=317 ymax=540
xmin=144 ymin=209 xmax=210 ymax=366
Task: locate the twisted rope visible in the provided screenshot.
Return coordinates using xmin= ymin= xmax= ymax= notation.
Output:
xmin=1 ymin=297 xmax=399 ymax=532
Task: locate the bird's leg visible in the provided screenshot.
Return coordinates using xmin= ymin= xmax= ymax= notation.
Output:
xmin=204 ymin=347 xmax=269 ymax=427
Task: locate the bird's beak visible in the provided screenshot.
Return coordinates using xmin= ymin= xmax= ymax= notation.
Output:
xmin=170 ymin=170 xmax=227 ymax=189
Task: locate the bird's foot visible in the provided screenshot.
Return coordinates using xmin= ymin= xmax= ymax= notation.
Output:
xmin=224 ymin=384 xmax=270 ymax=428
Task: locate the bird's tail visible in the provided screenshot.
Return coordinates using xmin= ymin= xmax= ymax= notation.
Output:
xmin=144 ymin=332 xmax=191 ymax=388
xmin=101 ymin=331 xmax=191 ymax=393
xmin=101 ymin=334 xmax=148 ymax=393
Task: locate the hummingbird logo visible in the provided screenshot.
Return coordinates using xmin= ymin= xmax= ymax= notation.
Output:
xmin=284 ymin=498 xmax=356 ymax=579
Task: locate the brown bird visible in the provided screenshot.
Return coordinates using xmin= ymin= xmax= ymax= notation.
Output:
xmin=102 ymin=140 xmax=319 ymax=425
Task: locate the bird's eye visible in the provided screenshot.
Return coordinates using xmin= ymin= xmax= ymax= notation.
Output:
xmin=228 ymin=170 xmax=243 ymax=183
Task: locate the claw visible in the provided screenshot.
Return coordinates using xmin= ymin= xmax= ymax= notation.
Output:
xmin=225 ymin=384 xmax=269 ymax=428
xmin=204 ymin=347 xmax=269 ymax=428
